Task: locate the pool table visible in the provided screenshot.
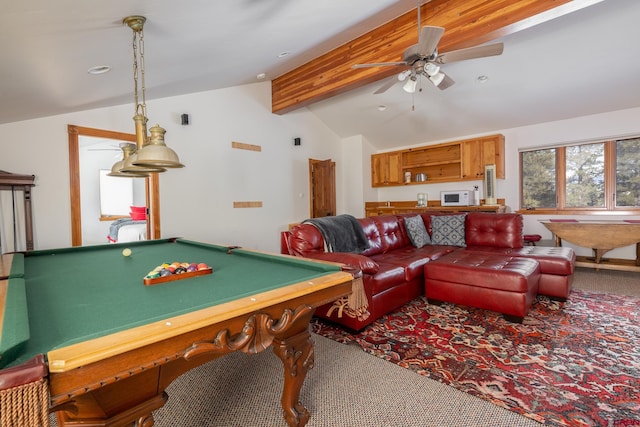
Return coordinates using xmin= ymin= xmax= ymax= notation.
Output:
xmin=0 ymin=238 xmax=355 ymax=427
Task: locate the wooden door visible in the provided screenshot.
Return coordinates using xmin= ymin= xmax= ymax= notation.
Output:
xmin=309 ymin=159 xmax=335 ymax=218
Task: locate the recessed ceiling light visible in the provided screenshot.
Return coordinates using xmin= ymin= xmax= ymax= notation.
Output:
xmin=477 ymin=75 xmax=489 ymax=83
xmin=277 ymin=52 xmax=290 ymax=58
xmin=377 ymin=105 xmax=387 ymax=111
xmin=256 ymin=73 xmax=267 ymax=80
xmin=88 ymin=65 xmax=111 ymax=75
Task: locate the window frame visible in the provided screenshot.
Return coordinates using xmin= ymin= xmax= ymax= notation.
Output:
xmin=518 ymin=137 xmax=640 ymax=216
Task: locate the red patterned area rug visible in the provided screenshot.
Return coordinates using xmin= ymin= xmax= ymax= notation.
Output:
xmin=311 ymin=289 xmax=640 ymax=426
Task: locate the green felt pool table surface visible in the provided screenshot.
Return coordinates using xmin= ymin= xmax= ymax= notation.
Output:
xmin=0 ymin=238 xmax=355 ymax=427
xmin=1 ymin=238 xmax=342 ymax=369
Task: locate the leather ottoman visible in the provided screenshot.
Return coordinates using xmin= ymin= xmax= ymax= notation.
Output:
xmin=462 ymin=246 xmax=575 ymax=300
xmin=424 ymin=251 xmax=541 ymax=322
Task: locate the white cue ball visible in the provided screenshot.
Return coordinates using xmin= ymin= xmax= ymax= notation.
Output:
xmin=122 ymin=248 xmax=132 ymax=257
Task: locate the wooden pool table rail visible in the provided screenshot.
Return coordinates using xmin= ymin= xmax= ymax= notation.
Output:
xmin=0 ymin=254 xmax=13 ymax=280
xmin=46 ymin=270 xmax=351 ymax=372
xmin=51 ymin=275 xmax=352 ymax=427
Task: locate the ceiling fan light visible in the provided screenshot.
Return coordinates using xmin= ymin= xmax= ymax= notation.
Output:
xmin=430 ymin=72 xmax=445 ymax=87
xmin=403 ymin=77 xmax=418 ymax=93
xmin=398 ymin=69 xmax=412 ymax=81
xmin=424 ymin=63 xmax=440 ymax=76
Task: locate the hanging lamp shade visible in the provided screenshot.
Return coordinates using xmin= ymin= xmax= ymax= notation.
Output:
xmin=120 ymin=151 xmax=167 ymax=174
xmin=108 ymin=143 xmax=151 ymax=177
xmin=133 ymin=125 xmax=184 ymax=168
xmin=119 ymin=15 xmax=184 ymax=174
xmin=120 ymin=114 xmax=166 ymax=174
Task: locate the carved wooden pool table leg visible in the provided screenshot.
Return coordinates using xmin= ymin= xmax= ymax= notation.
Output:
xmin=273 ymin=330 xmax=314 ymax=427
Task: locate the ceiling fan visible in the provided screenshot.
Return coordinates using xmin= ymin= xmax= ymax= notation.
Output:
xmin=353 ymin=3 xmax=503 ymax=95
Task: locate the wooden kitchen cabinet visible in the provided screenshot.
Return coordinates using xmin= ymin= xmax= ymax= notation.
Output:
xmin=370 ymin=134 xmax=504 ymax=187
xmin=461 ymin=134 xmax=504 ymax=180
xmin=402 ymin=142 xmax=462 ymax=183
xmin=372 ymin=151 xmax=403 ymax=187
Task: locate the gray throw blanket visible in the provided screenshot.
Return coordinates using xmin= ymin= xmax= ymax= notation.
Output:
xmin=303 ymin=214 xmax=369 ymax=253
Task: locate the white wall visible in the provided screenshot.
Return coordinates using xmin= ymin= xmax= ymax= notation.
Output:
xmin=0 ymin=82 xmax=349 ymax=253
xmin=2 ymin=79 xmax=638 ymax=258
xmin=335 ymin=134 xmax=378 ymax=218
xmin=365 ymin=106 xmax=640 ymax=259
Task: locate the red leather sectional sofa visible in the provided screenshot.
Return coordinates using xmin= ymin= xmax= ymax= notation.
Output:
xmin=281 ymin=212 xmax=575 ymax=331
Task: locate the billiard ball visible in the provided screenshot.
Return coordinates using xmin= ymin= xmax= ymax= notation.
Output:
xmin=122 ymin=248 xmax=132 ymax=257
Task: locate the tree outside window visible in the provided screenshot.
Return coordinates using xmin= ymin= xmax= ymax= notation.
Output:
xmin=616 ymin=138 xmax=640 ymax=207
xmin=521 ymin=149 xmax=556 ymax=208
xmin=520 ymin=137 xmax=640 ymax=212
xmin=565 ymin=143 xmax=604 ymax=208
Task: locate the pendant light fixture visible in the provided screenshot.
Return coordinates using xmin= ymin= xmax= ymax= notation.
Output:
xmin=108 ymin=143 xmax=151 ymax=177
xmin=111 ymin=16 xmax=183 ymax=176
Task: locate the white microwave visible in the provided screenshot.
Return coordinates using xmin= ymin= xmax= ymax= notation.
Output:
xmin=441 ymin=190 xmax=472 ymax=206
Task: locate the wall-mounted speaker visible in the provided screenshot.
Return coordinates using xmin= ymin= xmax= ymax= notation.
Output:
xmin=484 ymin=164 xmax=497 ymax=205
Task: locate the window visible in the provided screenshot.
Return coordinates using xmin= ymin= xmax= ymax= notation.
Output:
xmin=616 ymin=137 xmax=640 ymax=207
xmin=520 ymin=136 xmax=640 ymax=212
xmin=521 ymin=149 xmax=556 ymax=208
xmin=99 ymin=169 xmax=134 ymax=216
xmin=565 ymin=142 xmax=604 ymax=208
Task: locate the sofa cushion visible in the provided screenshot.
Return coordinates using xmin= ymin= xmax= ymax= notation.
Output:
xmin=431 ymin=214 xmax=466 ymax=246
xmin=404 ymin=215 xmax=431 ymax=248
xmin=287 ymin=223 xmax=325 ymax=256
xmin=372 ymin=245 xmax=457 ymax=281
xmin=419 ymin=212 xmax=465 ymax=236
xmin=367 ymin=262 xmax=407 ymax=295
xmin=425 ymin=251 xmax=540 ymax=293
xmin=465 ymin=212 xmax=523 ymax=248
xmin=372 ymin=215 xmax=410 ymax=253
xmin=359 ymin=217 xmax=384 ymax=257
xmin=463 ymin=246 xmax=575 ymax=275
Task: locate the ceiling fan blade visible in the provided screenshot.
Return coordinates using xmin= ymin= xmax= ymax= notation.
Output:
xmin=352 ymin=62 xmax=407 ymax=68
xmin=436 ymin=74 xmax=455 ymax=90
xmin=416 ymin=26 xmax=444 ymax=57
xmin=435 ymin=43 xmax=503 ymax=64
xmin=373 ymin=78 xmax=399 ymax=94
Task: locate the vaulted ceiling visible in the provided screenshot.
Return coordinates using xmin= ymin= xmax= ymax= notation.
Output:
xmin=271 ymin=0 xmax=592 ymax=114
xmin=2 ymin=0 xmax=638 ymax=150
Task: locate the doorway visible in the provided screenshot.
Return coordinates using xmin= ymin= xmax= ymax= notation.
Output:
xmin=309 ymin=158 xmax=336 ymax=218
xmin=68 ymin=125 xmax=161 ymax=246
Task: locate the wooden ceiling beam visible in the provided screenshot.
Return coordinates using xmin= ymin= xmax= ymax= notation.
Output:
xmin=271 ymin=0 xmax=602 ymax=114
